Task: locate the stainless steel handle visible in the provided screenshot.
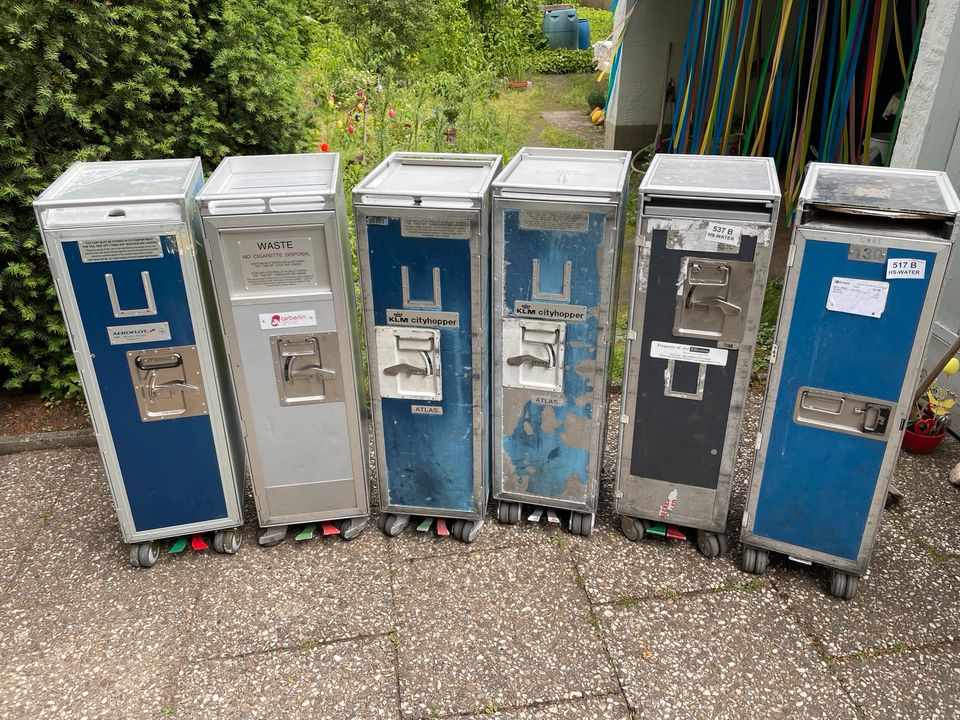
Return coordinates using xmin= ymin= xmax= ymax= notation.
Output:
xmin=688 ymin=263 xmax=730 ymax=287
xmin=384 ymin=351 xmax=434 ymax=377
xmin=105 ymin=272 xmax=157 ymax=318
xmin=686 ymin=294 xmax=742 ymax=316
xmin=147 ymin=372 xmax=200 ymax=399
xmin=801 ymin=391 xmax=844 ymax=415
xmin=507 ymin=353 xmax=553 ymax=369
xmin=136 ymin=352 xmax=182 ymax=371
xmin=283 ymin=357 xmax=336 ymax=383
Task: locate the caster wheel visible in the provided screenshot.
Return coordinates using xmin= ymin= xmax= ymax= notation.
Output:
xmin=696 ymin=530 xmax=726 ymax=558
xmin=508 ymin=502 xmax=521 ymax=525
xmin=338 ymin=517 xmax=368 ymax=541
xmin=620 ymin=515 xmax=642 ymax=542
xmin=381 ymin=513 xmax=408 ymax=537
xmin=573 ymin=512 xmax=594 ymax=537
xmin=258 ymin=525 xmax=287 ymax=547
xmin=214 ymin=528 xmax=242 ymax=555
xmin=830 ymin=570 xmax=860 ymax=600
xmin=742 ymin=546 xmax=769 ymax=575
xmin=452 ymin=519 xmax=482 ymax=543
xmin=129 ymin=542 xmax=159 ymax=568
xmin=497 ymin=502 xmax=510 ymax=524
xmin=570 ymin=511 xmax=582 ymax=535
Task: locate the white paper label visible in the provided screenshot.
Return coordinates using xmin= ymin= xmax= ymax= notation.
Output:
xmin=79 ymin=237 xmax=164 ymax=263
xmin=826 ymin=277 xmax=889 ymax=318
xmin=400 ymin=217 xmax=471 ymax=239
xmin=106 ymin=322 xmax=171 ymax=345
xmin=519 ymin=209 xmax=589 ymax=233
xmin=650 ymin=340 xmax=729 ymax=366
xmin=886 ymin=258 xmax=926 ymax=279
xmin=258 ymin=309 xmax=317 ymax=330
xmin=705 ymin=223 xmax=742 ymax=247
xmin=239 ymin=237 xmax=317 ymax=290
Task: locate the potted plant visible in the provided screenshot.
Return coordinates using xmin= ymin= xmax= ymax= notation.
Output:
xmin=507 ymin=54 xmax=530 ymax=91
xmin=903 ymin=358 xmax=959 ymax=453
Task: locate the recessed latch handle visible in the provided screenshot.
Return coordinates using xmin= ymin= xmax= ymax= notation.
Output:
xmin=283 ymin=358 xmax=336 ymax=383
xmin=384 ymin=351 xmax=434 ymax=377
xmin=507 ymin=352 xmax=554 ymax=369
xmin=685 ymin=294 xmax=742 ymax=316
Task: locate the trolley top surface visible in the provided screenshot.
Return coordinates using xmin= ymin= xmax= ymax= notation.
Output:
xmin=641 ymin=154 xmax=780 ymax=199
xmin=800 ymin=163 xmax=960 ymax=218
xmin=494 ymin=147 xmax=631 ymax=196
xmin=35 ymin=158 xmax=199 ymax=207
xmin=197 ymin=153 xmax=339 ymax=202
xmin=353 ymin=152 xmax=501 ymax=200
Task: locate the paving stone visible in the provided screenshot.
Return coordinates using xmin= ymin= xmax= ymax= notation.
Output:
xmin=601 ymin=588 xmax=857 ymax=719
xmin=770 ymin=515 xmax=960 ymax=657
xmin=0 ymin=450 xmax=63 ymax=551
xmin=393 ymin=544 xmax=617 ymax=718
xmin=186 ymin=528 xmax=394 ymax=659
xmin=173 ymin=636 xmax=398 ymax=719
xmin=461 ymin=695 xmax=633 ymax=719
xmin=835 ymin=643 xmax=960 ymax=720
xmin=0 ymin=596 xmax=185 ymax=720
xmin=890 ymin=434 xmax=960 ymax=559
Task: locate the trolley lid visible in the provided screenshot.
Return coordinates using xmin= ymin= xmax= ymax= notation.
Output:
xmin=799 ymin=163 xmax=960 ymax=219
xmin=353 ymin=152 xmax=501 ymax=208
xmin=34 ymin=158 xmax=200 ymax=207
xmin=641 ymin=154 xmax=780 ymax=201
xmin=197 ymin=153 xmax=340 ymax=215
xmin=494 ymin=147 xmax=631 ymax=201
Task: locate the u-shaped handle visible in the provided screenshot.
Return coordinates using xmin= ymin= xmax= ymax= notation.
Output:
xmin=105 ymin=272 xmax=157 ymax=318
xmin=401 ymin=266 xmax=442 ymax=308
xmin=532 ymin=259 xmax=572 ymax=301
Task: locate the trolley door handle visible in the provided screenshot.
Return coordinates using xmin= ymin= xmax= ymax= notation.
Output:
xmin=283 ymin=356 xmax=336 ymax=383
xmin=688 ymin=263 xmax=730 ymax=287
xmin=856 ymin=403 xmax=891 ymax=433
xmin=136 ymin=353 xmax=183 ymax=371
xmin=384 ymin=351 xmax=434 ymax=377
xmin=800 ymin=391 xmax=844 ymax=415
xmin=685 ymin=294 xmax=742 ymax=316
xmin=147 ymin=372 xmax=200 ymax=398
xmin=507 ymin=343 xmax=557 ymax=369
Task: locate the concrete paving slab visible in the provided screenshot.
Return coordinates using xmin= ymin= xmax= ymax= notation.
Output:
xmin=0 ymin=550 xmax=24 ymax=600
xmin=461 ymin=695 xmax=633 ymax=719
xmin=835 ymin=643 xmax=960 ymax=720
xmin=0 ymin=596 xmax=186 ymax=719
xmin=0 ymin=450 xmax=59 ymax=552
xmin=174 ymin=636 xmax=399 ymax=719
xmin=890 ymin=434 xmax=960 ymax=559
xmin=601 ymin=588 xmax=857 ymax=719
xmin=770 ymin=515 xmax=960 ymax=657
xmin=393 ymin=544 xmax=617 ymax=718
xmin=186 ymin=528 xmax=394 ymax=660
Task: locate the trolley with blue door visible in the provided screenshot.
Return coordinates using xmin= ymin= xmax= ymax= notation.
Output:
xmin=491 ymin=148 xmax=631 ymax=535
xmin=34 ymin=159 xmax=245 ymax=567
xmin=353 ymin=153 xmax=501 ymax=543
xmin=741 ymin=164 xmax=960 ymax=599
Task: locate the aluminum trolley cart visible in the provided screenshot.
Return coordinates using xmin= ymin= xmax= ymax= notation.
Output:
xmin=354 ymin=152 xmax=501 ymax=543
xmin=741 ymin=164 xmax=959 ymax=599
xmin=615 ymin=154 xmax=780 ymax=555
xmin=491 ymin=147 xmax=631 ymax=536
xmin=33 ymin=159 xmax=245 ymax=567
xmin=198 ymin=153 xmax=369 ymax=546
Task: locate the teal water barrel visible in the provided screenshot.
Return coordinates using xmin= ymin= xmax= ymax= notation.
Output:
xmin=578 ymin=18 xmax=591 ymax=50
xmin=543 ymin=8 xmax=579 ymax=50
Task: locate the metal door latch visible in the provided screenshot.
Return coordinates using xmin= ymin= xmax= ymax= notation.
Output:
xmin=274 ymin=333 xmax=343 ymax=406
xmin=793 ymin=387 xmax=894 ymax=440
xmin=127 ymin=346 xmax=207 ymax=421
xmin=384 ymin=351 xmax=434 ymax=377
xmin=502 ymin=320 xmax=564 ymax=392
xmin=674 ymin=257 xmax=754 ymax=343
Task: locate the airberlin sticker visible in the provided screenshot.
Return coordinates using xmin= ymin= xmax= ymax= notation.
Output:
xmin=259 ymin=310 xmax=317 ymax=330
xmin=658 ymin=489 xmax=678 ymax=519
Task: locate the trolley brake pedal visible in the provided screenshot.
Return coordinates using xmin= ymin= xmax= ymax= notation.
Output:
xmin=190 ymin=534 xmax=209 ymax=551
xmin=168 ymin=537 xmax=188 ymax=554
xmin=320 ymin=521 xmax=340 ymax=536
xmin=527 ymin=507 xmax=543 ymax=523
xmin=666 ymin=524 xmax=686 ymax=540
xmin=546 ymin=508 xmax=560 ymax=524
xmin=646 ymin=523 xmax=667 ymax=537
xmin=296 ymin=523 xmax=317 ymax=541
xmin=417 ymin=517 xmax=433 ymax=532
xmin=436 ymin=518 xmax=450 ymax=536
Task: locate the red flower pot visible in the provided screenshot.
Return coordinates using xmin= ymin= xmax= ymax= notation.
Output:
xmin=902 ymin=427 xmax=946 ymax=454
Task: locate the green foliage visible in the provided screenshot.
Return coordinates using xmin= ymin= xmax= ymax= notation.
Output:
xmin=753 ymin=280 xmax=783 ymax=382
xmin=573 ymin=4 xmax=614 ymax=42
xmin=585 ymin=86 xmax=607 ymax=110
xmin=531 ymin=48 xmax=595 ymax=75
xmin=1 ymin=0 xmax=312 ymax=398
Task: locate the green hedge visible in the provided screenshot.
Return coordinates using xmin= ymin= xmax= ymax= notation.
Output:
xmin=531 ymin=48 xmax=595 ymax=75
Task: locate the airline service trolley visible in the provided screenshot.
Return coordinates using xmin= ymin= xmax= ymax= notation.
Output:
xmin=615 ymin=154 xmax=780 ymax=555
xmin=354 ymin=152 xmax=501 ymax=543
xmin=491 ymin=148 xmax=631 ymax=535
xmin=741 ymin=164 xmax=959 ymax=598
xmin=198 ymin=153 xmax=370 ymax=546
xmin=34 ymin=159 xmax=245 ymax=567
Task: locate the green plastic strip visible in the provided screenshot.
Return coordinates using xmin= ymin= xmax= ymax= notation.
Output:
xmin=295 ymin=523 xmax=317 ymax=541
xmin=646 ymin=523 xmax=667 ymax=537
xmin=417 ymin=517 xmax=432 ymax=532
xmin=168 ymin=537 xmax=187 ymax=554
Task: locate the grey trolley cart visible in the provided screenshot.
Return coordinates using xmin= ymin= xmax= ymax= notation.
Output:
xmin=741 ymin=164 xmax=959 ymax=598
xmin=615 ymin=154 xmax=780 ymax=555
xmin=198 ymin=153 xmax=370 ymax=545
xmin=34 ymin=159 xmax=245 ymax=567
xmin=491 ymin=147 xmax=631 ymax=535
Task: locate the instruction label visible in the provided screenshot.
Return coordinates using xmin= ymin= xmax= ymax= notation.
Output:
xmin=519 ymin=210 xmax=589 ymax=233
xmin=886 ymin=258 xmax=926 ymax=279
xmin=79 ymin=237 xmax=163 ymax=263
xmin=650 ymin=340 xmax=729 ymax=367
xmin=258 ymin=310 xmax=317 ymax=330
xmin=239 ymin=237 xmax=317 ymax=290
xmin=705 ymin=222 xmax=742 ymax=247
xmin=106 ymin=322 xmax=171 ymax=345
xmin=411 ymin=405 xmax=443 ymax=415
xmin=400 ymin=217 xmax=471 ymax=239
xmin=826 ymin=277 xmax=889 ymax=318
xmin=514 ymin=301 xmax=587 ymax=322
xmin=386 ymin=309 xmax=460 ymax=328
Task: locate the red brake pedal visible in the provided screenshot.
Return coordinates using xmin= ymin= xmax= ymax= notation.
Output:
xmin=190 ymin=534 xmax=209 ymax=551
xmin=436 ymin=518 xmax=450 ymax=536
xmin=666 ymin=524 xmax=685 ymax=540
xmin=320 ymin=521 xmax=340 ymax=536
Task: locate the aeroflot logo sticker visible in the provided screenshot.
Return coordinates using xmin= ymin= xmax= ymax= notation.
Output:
xmin=107 ymin=322 xmax=171 ymax=345
xmin=259 ymin=310 xmax=317 ymax=330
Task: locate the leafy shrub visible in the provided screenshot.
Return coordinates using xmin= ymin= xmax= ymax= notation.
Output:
xmin=574 ymin=5 xmax=614 ymax=42
xmin=0 ymin=0 xmax=312 ymax=399
xmin=531 ymin=48 xmax=595 ymax=75
xmin=753 ymin=280 xmax=783 ymax=382
xmin=585 ymin=86 xmax=607 ymax=110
